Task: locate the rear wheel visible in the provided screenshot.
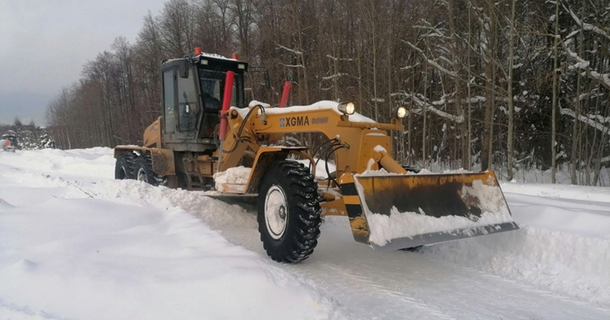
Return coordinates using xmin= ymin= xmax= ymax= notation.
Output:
xmin=115 ymin=151 xmax=136 ymax=179
xmin=257 ymin=160 xmax=321 ymax=263
xmin=134 ymin=153 xmax=166 ymax=186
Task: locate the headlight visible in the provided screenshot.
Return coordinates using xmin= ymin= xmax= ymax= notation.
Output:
xmin=338 ymin=102 xmax=356 ymax=115
xmin=396 ymin=106 xmax=408 ymax=119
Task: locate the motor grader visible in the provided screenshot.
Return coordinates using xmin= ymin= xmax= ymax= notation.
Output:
xmin=114 ymin=49 xmax=518 ymax=263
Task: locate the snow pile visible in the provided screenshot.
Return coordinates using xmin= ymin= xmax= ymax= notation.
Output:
xmin=0 ymin=149 xmax=345 ymax=320
xmin=428 ymin=182 xmax=610 ymax=305
xmin=366 ymin=209 xmax=513 ymax=247
xmin=0 ymin=147 xmax=114 ymax=182
xmin=213 ymin=166 xmax=252 ymax=193
xmin=427 ymin=226 xmax=610 ymax=305
xmin=214 ymin=166 xmax=252 ymax=185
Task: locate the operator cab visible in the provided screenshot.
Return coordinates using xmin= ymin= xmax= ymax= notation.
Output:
xmin=160 ymin=51 xmax=248 ymax=152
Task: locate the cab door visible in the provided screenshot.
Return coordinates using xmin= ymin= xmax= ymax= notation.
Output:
xmin=162 ymin=65 xmax=199 ymax=144
xmin=177 ymin=68 xmax=198 ymax=133
xmin=162 ymin=68 xmax=177 ymax=135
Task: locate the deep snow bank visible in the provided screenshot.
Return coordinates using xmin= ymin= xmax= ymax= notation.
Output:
xmin=427 ymin=183 xmax=610 ymax=305
xmin=0 ymin=148 xmax=345 ymax=320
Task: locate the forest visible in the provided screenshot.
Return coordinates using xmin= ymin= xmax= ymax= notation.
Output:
xmin=44 ymin=0 xmax=610 ymax=186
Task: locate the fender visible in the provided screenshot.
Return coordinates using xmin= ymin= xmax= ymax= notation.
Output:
xmin=245 ymin=146 xmax=310 ymax=194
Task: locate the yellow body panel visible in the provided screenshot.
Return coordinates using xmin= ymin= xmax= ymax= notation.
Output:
xmin=143 ymin=117 xmax=162 ymax=148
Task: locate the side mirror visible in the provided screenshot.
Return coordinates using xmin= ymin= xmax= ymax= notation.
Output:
xmin=179 ymin=59 xmax=190 ymax=78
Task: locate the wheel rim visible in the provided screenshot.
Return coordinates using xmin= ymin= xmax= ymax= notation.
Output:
xmin=264 ymin=185 xmax=288 ymax=240
xmin=136 ymin=167 xmax=148 ymax=182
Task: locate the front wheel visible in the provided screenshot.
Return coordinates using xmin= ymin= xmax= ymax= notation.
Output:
xmin=134 ymin=153 xmax=166 ymax=186
xmin=257 ymin=160 xmax=321 ymax=263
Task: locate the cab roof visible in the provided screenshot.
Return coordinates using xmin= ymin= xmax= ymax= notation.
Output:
xmin=163 ymin=52 xmax=248 ymax=73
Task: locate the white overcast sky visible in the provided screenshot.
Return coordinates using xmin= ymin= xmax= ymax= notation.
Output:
xmin=0 ymin=0 xmax=168 ymax=125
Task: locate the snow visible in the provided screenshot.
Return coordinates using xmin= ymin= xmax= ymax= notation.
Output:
xmin=1 ymin=148 xmax=610 ymax=319
xmin=373 ymin=145 xmax=387 ymax=153
xmin=213 ymin=166 xmax=252 ymax=193
xmin=248 ymin=100 xmax=271 ymax=108
xmin=0 ymin=149 xmax=342 ymax=320
xmin=166 ymin=51 xmax=238 ymax=63
xmin=560 ymin=107 xmax=610 ymax=133
xmin=430 ymin=182 xmax=610 ymax=305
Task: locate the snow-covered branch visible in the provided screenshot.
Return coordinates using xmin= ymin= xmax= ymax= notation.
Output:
xmin=281 ymin=63 xmax=305 ymax=69
xmin=562 ymin=40 xmax=610 ymax=91
xmin=565 ymin=5 xmax=610 ymax=41
xmin=400 ymin=62 xmax=421 ymax=70
xmin=325 ymin=55 xmax=354 ymax=62
xmin=560 ymin=108 xmax=610 ymax=134
xmin=392 ymin=92 xmax=464 ymax=123
xmin=412 ymin=24 xmax=452 ymax=40
xmin=404 ymin=41 xmax=458 ymax=78
xmin=277 ymin=45 xmax=303 ymax=55
xmin=321 ymin=73 xmax=348 ymax=81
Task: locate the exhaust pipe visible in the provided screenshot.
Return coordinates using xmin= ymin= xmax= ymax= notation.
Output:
xmin=279 ymin=81 xmax=292 ymax=108
xmin=219 ymin=71 xmax=235 ymax=141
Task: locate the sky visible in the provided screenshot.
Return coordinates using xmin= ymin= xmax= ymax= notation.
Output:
xmin=0 ymin=0 xmax=168 ymax=126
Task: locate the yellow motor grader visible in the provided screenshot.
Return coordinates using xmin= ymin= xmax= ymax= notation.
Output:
xmin=114 ymin=49 xmax=518 ymax=263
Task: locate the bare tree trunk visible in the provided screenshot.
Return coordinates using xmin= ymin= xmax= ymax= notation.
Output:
xmin=571 ymin=23 xmax=584 ymax=184
xmin=371 ymin=3 xmax=379 ymax=122
xmin=466 ymin=1 xmax=473 ymax=171
xmin=551 ymin=0 xmax=559 ymax=183
xmin=408 ymin=74 xmax=414 ymax=163
xmin=447 ymin=0 xmax=466 ymax=170
xmin=422 ymin=67 xmax=428 ymax=167
xmin=481 ymin=2 xmax=496 ymax=171
xmin=65 ymin=126 xmax=72 ymax=149
xmin=506 ymin=0 xmax=516 ymax=180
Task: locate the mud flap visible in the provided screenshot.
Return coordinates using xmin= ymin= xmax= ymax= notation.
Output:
xmin=342 ymin=171 xmax=518 ymax=250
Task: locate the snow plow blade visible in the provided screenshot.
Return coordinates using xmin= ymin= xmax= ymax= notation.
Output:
xmin=345 ymin=170 xmax=518 ymax=251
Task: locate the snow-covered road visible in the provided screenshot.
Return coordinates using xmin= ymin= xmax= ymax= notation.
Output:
xmin=1 ymin=148 xmax=609 ymax=319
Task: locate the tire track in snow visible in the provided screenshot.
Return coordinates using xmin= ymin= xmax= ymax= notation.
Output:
xmin=0 ymin=301 xmax=70 ymax=320
xmin=316 ymin=262 xmax=457 ymax=320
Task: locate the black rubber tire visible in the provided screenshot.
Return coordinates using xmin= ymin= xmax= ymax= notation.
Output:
xmin=257 ymin=160 xmax=322 ymax=263
xmin=115 ymin=151 xmax=136 ymax=179
xmin=134 ymin=153 xmax=166 ymax=186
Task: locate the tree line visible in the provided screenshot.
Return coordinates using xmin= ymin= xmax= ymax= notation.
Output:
xmin=1 ymin=118 xmax=54 ymax=149
xmin=45 ymin=0 xmax=610 ymax=185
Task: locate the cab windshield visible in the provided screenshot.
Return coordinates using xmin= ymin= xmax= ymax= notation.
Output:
xmin=198 ymin=69 xmax=245 ymax=110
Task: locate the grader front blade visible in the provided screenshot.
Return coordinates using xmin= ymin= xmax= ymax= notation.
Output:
xmin=342 ymin=170 xmax=518 ymax=251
